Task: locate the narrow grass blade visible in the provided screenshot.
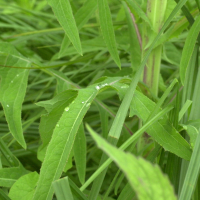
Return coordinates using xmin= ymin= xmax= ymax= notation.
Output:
xmin=9 ymin=172 xmax=39 ymax=200
xmin=98 ymin=0 xmax=121 ymax=68
xmin=68 ymin=178 xmax=89 ymax=200
xmin=0 ymin=189 xmax=11 ymax=200
xmin=88 ymin=126 xmax=177 ymax=200
xmin=124 ymin=0 xmax=152 ymax=28
xmin=179 ymin=100 xmax=192 ymax=122
xmin=0 ymin=42 xmax=30 ymax=148
xmin=74 ymin=123 xmax=86 ymax=185
xmin=53 ymin=177 xmax=74 ymax=200
xmin=117 ymin=183 xmax=135 ymax=200
xmin=179 ymin=128 xmax=200 ymax=200
xmin=180 ymin=14 xmax=200 ymax=85
xmin=47 ymin=0 xmax=82 ymax=55
xmin=58 ymin=0 xmax=97 ymax=58
xmin=81 ymin=106 xmax=173 ymax=191
xmin=123 ymin=2 xmax=141 ymax=70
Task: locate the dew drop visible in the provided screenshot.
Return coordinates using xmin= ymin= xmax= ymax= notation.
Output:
xmin=11 ymin=81 xmax=13 ymax=83
xmin=95 ymin=85 xmax=100 ymax=90
xmin=72 ymin=101 xmax=75 ymax=104
xmin=65 ymin=107 xmax=69 ymax=111
xmin=6 ymin=105 xmax=9 ymax=107
xmin=16 ymin=74 xmax=19 ymax=77
xmin=121 ymin=85 xmax=129 ymax=89
xmin=56 ymin=124 xmax=60 ymax=127
xmin=86 ymin=103 xmax=91 ymax=107
xmin=82 ymin=101 xmax=84 ymax=104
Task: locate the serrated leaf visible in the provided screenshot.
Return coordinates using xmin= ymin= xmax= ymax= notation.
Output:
xmin=130 ymin=90 xmax=192 ymax=160
xmin=0 ymin=42 xmax=30 ymax=148
xmin=88 ymin=125 xmax=177 ymax=200
xmin=180 ymin=14 xmax=200 ymax=85
xmin=47 ymin=0 xmax=82 ymax=55
xmin=9 ymin=172 xmax=39 ymax=200
xmin=98 ymin=0 xmax=121 ymax=68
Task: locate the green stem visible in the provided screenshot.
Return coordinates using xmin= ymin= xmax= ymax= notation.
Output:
xmin=142 ymin=0 xmax=167 ymax=96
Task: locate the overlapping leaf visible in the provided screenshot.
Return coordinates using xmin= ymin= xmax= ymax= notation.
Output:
xmin=33 ymin=77 xmax=124 ymax=200
xmin=36 ymin=90 xmax=78 ymax=161
xmin=0 ymin=42 xmax=30 ymax=148
xmin=9 ymin=172 xmax=39 ymax=200
xmin=58 ymin=0 xmax=97 ymax=58
xmin=130 ymin=90 xmax=192 ymax=160
xmin=98 ymin=0 xmax=121 ymax=68
xmin=180 ymin=14 xmax=200 ymax=85
xmin=33 ymin=88 xmax=98 ymax=200
xmin=88 ymin=125 xmax=177 ymax=200
xmin=47 ymin=0 xmax=82 ymax=55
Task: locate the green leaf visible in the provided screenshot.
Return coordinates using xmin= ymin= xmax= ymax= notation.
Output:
xmin=58 ymin=0 xmax=97 ymax=58
xmin=36 ymin=90 xmax=78 ymax=161
xmin=123 ymin=2 xmax=141 ymax=70
xmin=0 ymin=167 xmax=27 ymax=187
xmin=98 ymin=0 xmax=121 ymax=68
xmin=180 ymin=14 xmax=200 ymax=85
xmin=9 ymin=172 xmax=39 ymax=200
xmin=124 ymin=0 xmax=152 ymax=28
xmin=33 ymin=87 xmax=98 ymax=200
xmin=68 ymin=178 xmax=89 ymax=200
xmin=182 ymin=125 xmax=198 ymax=149
xmin=47 ymin=0 xmax=82 ymax=55
xmin=0 ymin=188 xmax=11 ymax=200
xmin=130 ymin=90 xmax=192 ymax=160
xmin=53 ymin=177 xmax=74 ymax=200
xmin=0 ymin=42 xmax=30 ymax=148
xmin=88 ymin=125 xmax=177 ymax=200
xmin=0 ymin=138 xmax=28 ymax=187
xmin=74 ymin=123 xmax=86 ymax=185
xmin=81 ymin=105 xmax=173 ymax=192
xmin=33 ymin=77 xmax=123 ymax=200
xmin=179 ymin=129 xmax=200 ymax=200
xmin=117 ymin=183 xmax=135 ymax=200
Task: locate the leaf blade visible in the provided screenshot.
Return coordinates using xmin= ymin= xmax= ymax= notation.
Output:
xmin=98 ymin=0 xmax=121 ymax=68
xmin=88 ymin=125 xmax=177 ymax=200
xmin=0 ymin=42 xmax=30 ymax=148
xmin=47 ymin=0 xmax=82 ymax=55
xmin=180 ymin=14 xmax=200 ymax=85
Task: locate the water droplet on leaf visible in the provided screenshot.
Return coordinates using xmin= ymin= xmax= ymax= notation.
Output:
xmin=65 ymin=107 xmax=69 ymax=111
xmin=95 ymin=85 xmax=100 ymax=90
